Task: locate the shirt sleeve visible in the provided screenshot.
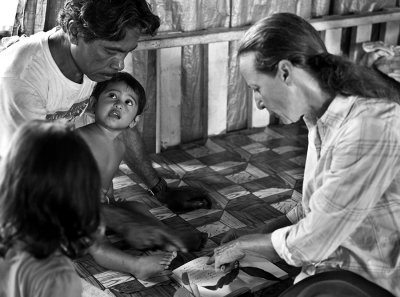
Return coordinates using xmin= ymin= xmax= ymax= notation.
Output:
xmin=0 ymin=77 xmax=47 ymax=131
xmin=286 ymin=201 xmax=305 ymax=224
xmin=35 ymin=269 xmax=82 ymax=297
xmin=272 ymin=114 xmax=400 ymax=266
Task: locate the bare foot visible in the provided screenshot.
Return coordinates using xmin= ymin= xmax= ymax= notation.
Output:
xmin=132 ymin=251 xmax=177 ymax=280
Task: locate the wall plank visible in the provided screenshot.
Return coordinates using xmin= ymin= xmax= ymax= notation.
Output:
xmin=324 ymin=28 xmax=342 ymax=55
xmin=208 ymin=42 xmax=229 ymax=136
xmin=349 ymin=24 xmax=372 ymax=61
xmin=383 ymin=21 xmax=400 ymax=44
xmin=181 ymin=45 xmax=207 ymax=143
xmin=227 ymin=41 xmax=248 ymax=132
xmin=128 ymin=51 xmax=158 ymax=153
xmin=157 ymin=47 xmax=182 ymax=151
xmin=137 ymin=10 xmax=400 ymax=51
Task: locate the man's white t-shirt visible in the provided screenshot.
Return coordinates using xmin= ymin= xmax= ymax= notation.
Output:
xmin=0 ymin=28 xmax=96 ymax=155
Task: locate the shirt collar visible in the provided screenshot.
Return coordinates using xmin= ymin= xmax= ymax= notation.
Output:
xmin=318 ymin=95 xmax=358 ymax=129
xmin=303 ymin=95 xmax=358 ymax=132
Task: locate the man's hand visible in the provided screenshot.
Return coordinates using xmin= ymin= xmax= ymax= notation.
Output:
xmin=208 ymin=234 xmax=281 ymax=272
xmin=206 ymin=240 xmax=246 ymax=272
xmin=101 ymin=203 xmax=187 ymax=252
xmin=157 ymin=185 xmax=212 ymax=214
xmin=122 ymin=224 xmax=187 ymax=252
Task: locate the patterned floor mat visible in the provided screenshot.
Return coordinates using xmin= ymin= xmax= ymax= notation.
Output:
xmin=75 ymin=122 xmax=308 ymax=297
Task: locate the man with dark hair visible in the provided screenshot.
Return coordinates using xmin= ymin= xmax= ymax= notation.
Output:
xmin=0 ymin=0 xmax=210 ymax=213
xmin=0 ymin=0 xmax=210 ymax=278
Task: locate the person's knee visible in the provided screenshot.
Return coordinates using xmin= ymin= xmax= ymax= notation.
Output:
xmin=279 ymin=270 xmax=395 ymax=297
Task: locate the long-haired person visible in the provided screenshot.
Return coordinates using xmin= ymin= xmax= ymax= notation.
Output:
xmin=0 ymin=120 xmax=101 ymax=297
xmin=210 ymin=13 xmax=400 ymax=296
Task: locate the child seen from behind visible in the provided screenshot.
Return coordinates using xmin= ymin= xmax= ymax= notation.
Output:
xmin=0 ymin=120 xmax=101 ymax=297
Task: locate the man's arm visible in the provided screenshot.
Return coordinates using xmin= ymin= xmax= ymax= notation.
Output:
xmin=220 ymin=215 xmax=292 ymax=244
xmin=273 ymin=115 xmax=400 ymax=267
xmin=101 ymin=203 xmax=187 ymax=251
xmin=208 ymin=233 xmax=280 ymax=271
xmin=118 ymin=127 xmax=212 ymax=213
xmin=119 ymin=127 xmax=160 ymax=188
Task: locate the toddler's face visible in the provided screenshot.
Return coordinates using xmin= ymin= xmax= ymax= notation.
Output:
xmin=95 ymin=81 xmax=140 ymax=129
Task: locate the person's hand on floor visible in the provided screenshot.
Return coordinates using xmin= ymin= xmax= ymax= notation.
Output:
xmin=207 ymin=240 xmax=246 ymax=273
xmin=162 ymin=186 xmax=212 ymax=214
xmin=208 ymin=234 xmax=280 ymax=272
xmin=101 ymin=204 xmax=187 ymax=252
xmin=150 ymin=178 xmax=212 ymax=214
xmin=122 ymin=224 xmax=187 ymax=252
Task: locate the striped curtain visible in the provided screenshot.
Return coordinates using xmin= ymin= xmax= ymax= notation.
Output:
xmin=12 ymin=0 xmax=65 ymax=36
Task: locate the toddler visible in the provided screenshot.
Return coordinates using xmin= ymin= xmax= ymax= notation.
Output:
xmin=78 ymin=72 xmax=195 ymax=279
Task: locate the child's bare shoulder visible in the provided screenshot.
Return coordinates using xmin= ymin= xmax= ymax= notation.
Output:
xmin=76 ymin=124 xmax=98 ymax=138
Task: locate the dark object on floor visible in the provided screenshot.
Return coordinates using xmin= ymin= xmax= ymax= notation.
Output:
xmin=150 ymin=178 xmax=212 ymax=213
xmin=180 ymin=231 xmax=208 ymax=251
xmin=162 ymin=186 xmax=212 ymax=214
xmin=278 ymin=270 xmax=395 ymax=297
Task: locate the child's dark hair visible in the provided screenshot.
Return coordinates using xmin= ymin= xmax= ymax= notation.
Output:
xmin=0 ymin=120 xmax=101 ymax=259
xmin=91 ymin=72 xmax=147 ymax=115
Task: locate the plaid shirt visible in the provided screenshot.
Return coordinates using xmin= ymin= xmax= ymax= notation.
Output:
xmin=272 ymin=95 xmax=400 ymax=295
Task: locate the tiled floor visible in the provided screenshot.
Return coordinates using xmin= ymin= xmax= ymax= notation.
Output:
xmin=75 ymin=121 xmax=308 ymax=297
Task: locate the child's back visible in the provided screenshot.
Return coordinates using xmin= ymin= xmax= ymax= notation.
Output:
xmin=0 ymin=249 xmax=80 ymax=297
xmin=0 ymin=120 xmax=101 ymax=297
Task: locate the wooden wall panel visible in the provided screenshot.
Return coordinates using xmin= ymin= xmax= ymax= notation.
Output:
xmin=132 ymin=10 xmax=400 ymax=152
xmin=181 ymin=45 xmax=207 ymax=143
xmin=142 ymin=51 xmax=158 ymax=153
xmin=128 ymin=51 xmax=158 ymax=153
xmin=44 ymin=0 xmax=65 ymax=31
xmin=227 ymin=41 xmax=248 ymax=132
xmin=324 ymin=28 xmax=343 ymax=55
xmin=157 ymin=47 xmax=182 ymax=151
xmin=208 ymin=42 xmax=229 ymax=136
xmin=383 ymin=21 xmax=400 ymax=45
xmin=349 ymin=24 xmax=372 ymax=62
